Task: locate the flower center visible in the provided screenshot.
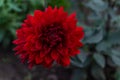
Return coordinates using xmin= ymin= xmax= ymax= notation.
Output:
xmin=41 ymin=23 xmax=65 ymax=47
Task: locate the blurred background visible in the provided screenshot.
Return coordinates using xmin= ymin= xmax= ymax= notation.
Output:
xmin=0 ymin=0 xmax=120 ymax=80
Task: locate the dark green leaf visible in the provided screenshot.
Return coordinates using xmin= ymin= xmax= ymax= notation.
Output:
xmin=108 ymin=31 xmax=120 ymax=44
xmin=71 ymin=69 xmax=87 ymax=80
xmin=71 ymin=56 xmax=90 ymax=68
xmin=40 ymin=0 xmax=45 ymax=7
xmin=107 ymin=57 xmax=116 ymax=67
xmin=93 ymin=53 xmax=105 ymax=68
xmin=0 ymin=0 xmax=4 ymax=7
xmin=84 ymin=28 xmax=103 ymax=44
xmin=115 ymin=68 xmax=120 ymax=80
xmin=85 ymin=0 xmax=108 ymax=13
xmin=3 ymin=37 xmax=10 ymax=48
xmin=8 ymin=28 xmax=16 ymax=38
xmin=77 ymin=50 xmax=88 ymax=63
xmin=84 ymin=28 xmax=94 ymax=38
xmin=0 ymin=30 xmax=5 ymax=42
xmin=96 ymin=42 xmax=111 ymax=52
xmin=91 ymin=65 xmax=106 ymax=80
xmin=8 ymin=3 xmax=22 ymax=12
xmin=112 ymin=49 xmax=120 ymax=56
xmin=111 ymin=55 xmax=120 ymax=66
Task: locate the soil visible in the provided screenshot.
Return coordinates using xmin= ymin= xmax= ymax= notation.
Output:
xmin=0 ymin=46 xmax=73 ymax=80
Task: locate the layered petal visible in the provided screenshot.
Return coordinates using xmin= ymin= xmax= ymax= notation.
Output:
xmin=13 ymin=6 xmax=84 ymax=68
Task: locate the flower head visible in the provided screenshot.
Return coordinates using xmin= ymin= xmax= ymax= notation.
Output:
xmin=13 ymin=6 xmax=84 ymax=68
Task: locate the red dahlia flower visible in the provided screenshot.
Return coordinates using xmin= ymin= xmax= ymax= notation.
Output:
xmin=13 ymin=6 xmax=84 ymax=68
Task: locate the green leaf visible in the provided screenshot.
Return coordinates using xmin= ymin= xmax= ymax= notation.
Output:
xmin=8 ymin=28 xmax=16 ymax=38
xmin=29 ymin=0 xmax=37 ymax=7
xmin=111 ymin=15 xmax=120 ymax=29
xmin=84 ymin=28 xmax=94 ymax=38
xmin=111 ymin=55 xmax=120 ymax=66
xmin=93 ymin=53 xmax=105 ymax=68
xmin=0 ymin=0 xmax=4 ymax=7
xmin=71 ymin=69 xmax=87 ymax=80
xmin=91 ymin=65 xmax=106 ymax=80
xmin=96 ymin=42 xmax=111 ymax=52
xmin=3 ymin=37 xmax=10 ymax=48
xmin=112 ymin=49 xmax=120 ymax=56
xmin=0 ymin=30 xmax=5 ymax=42
xmin=108 ymin=31 xmax=120 ymax=44
xmin=109 ymin=49 xmax=120 ymax=67
xmin=107 ymin=58 xmax=116 ymax=67
xmin=8 ymin=3 xmax=22 ymax=12
xmin=115 ymin=68 xmax=120 ymax=80
xmin=77 ymin=50 xmax=88 ymax=63
xmin=84 ymin=28 xmax=103 ymax=44
xmin=85 ymin=0 xmax=108 ymax=13
xmin=88 ymin=13 xmax=101 ymax=21
xmin=71 ymin=56 xmax=90 ymax=68
xmin=29 ymin=0 xmax=43 ymax=8
xmin=40 ymin=0 xmax=45 ymax=7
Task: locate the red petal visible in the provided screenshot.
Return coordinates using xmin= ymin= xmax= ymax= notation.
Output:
xmin=35 ymin=55 xmax=42 ymax=64
xmin=51 ymin=50 xmax=59 ymax=60
xmin=28 ymin=54 xmax=35 ymax=62
xmin=77 ymin=42 xmax=83 ymax=47
xmin=45 ymin=6 xmax=52 ymax=12
xmin=75 ymin=27 xmax=84 ymax=39
xmin=39 ymin=51 xmax=46 ymax=58
xmin=45 ymin=56 xmax=53 ymax=66
xmin=13 ymin=45 xmax=23 ymax=51
xmin=69 ymin=49 xmax=80 ymax=56
xmin=61 ymin=57 xmax=70 ymax=66
xmin=34 ymin=10 xmax=43 ymax=17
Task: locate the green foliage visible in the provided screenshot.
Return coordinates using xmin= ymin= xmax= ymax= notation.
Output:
xmin=71 ymin=69 xmax=87 ymax=80
xmin=0 ymin=0 xmax=22 ymax=47
xmin=91 ymin=65 xmax=106 ymax=80
xmin=71 ymin=0 xmax=120 ymax=80
xmin=0 ymin=0 xmax=70 ymax=47
xmin=48 ymin=0 xmax=70 ymax=10
xmin=84 ymin=27 xmax=104 ymax=44
xmin=115 ymin=68 xmax=120 ymax=80
xmin=93 ymin=53 xmax=105 ymax=68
